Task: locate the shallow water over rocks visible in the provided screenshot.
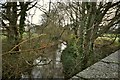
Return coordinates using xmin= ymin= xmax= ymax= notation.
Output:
xmin=22 ymin=41 xmax=67 ymax=78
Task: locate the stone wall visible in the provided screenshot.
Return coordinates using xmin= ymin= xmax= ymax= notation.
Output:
xmin=71 ymin=50 xmax=120 ymax=79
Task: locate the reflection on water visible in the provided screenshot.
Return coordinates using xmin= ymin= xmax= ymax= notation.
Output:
xmin=56 ymin=42 xmax=67 ymax=66
xmin=22 ymin=41 xmax=67 ymax=78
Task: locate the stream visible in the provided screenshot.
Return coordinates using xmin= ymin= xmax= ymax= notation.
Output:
xmin=22 ymin=41 xmax=67 ymax=78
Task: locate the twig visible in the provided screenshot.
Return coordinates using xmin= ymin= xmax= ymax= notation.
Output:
xmin=8 ymin=34 xmax=46 ymax=53
xmin=2 ymin=42 xmax=59 ymax=56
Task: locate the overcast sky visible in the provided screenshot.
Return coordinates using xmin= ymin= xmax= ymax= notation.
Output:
xmin=24 ymin=0 xmax=120 ymax=25
xmin=26 ymin=0 xmax=54 ymax=25
xmin=2 ymin=0 xmax=120 ymax=25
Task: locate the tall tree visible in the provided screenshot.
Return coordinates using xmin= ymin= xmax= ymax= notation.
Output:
xmin=61 ymin=1 xmax=120 ymax=79
xmin=2 ymin=1 xmax=37 ymax=79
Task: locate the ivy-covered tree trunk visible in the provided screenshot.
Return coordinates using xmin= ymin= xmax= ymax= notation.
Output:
xmin=61 ymin=2 xmax=120 ymax=79
xmin=19 ymin=2 xmax=28 ymax=39
xmin=61 ymin=2 xmax=96 ymax=79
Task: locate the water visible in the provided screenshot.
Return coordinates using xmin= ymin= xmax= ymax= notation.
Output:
xmin=22 ymin=41 xmax=67 ymax=78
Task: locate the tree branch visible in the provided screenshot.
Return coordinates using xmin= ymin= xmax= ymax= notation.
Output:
xmin=27 ymin=2 xmax=37 ymax=11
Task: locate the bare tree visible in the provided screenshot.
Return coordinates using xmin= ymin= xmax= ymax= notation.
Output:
xmin=2 ymin=0 xmax=37 ymax=79
xmin=61 ymin=1 xmax=120 ymax=79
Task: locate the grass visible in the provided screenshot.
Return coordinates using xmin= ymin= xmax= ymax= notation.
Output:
xmin=95 ymin=36 xmax=119 ymax=46
xmin=2 ymin=33 xmax=120 ymax=79
xmin=94 ymin=34 xmax=120 ymax=62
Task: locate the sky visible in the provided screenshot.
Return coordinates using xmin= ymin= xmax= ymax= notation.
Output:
xmin=1 ymin=0 xmax=120 ymax=25
xmin=1 ymin=0 xmax=50 ymax=25
xmin=28 ymin=0 xmax=51 ymax=25
xmin=23 ymin=0 xmax=120 ymax=25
